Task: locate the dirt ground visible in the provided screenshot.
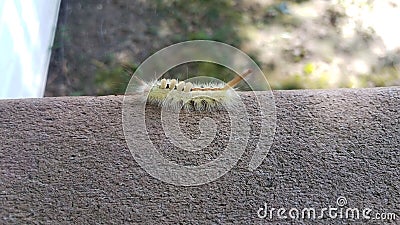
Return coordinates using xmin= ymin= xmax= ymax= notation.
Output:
xmin=46 ymin=0 xmax=163 ymax=96
xmin=45 ymin=0 xmax=400 ymax=97
xmin=46 ymin=0 xmax=247 ymax=96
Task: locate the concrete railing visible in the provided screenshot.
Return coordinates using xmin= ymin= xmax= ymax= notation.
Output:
xmin=1 ymin=87 xmax=399 ymax=224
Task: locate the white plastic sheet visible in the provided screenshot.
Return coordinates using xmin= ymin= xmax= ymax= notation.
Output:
xmin=0 ymin=0 xmax=61 ymax=99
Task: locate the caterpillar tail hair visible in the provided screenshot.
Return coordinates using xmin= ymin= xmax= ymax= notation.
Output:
xmin=222 ymin=69 xmax=253 ymax=90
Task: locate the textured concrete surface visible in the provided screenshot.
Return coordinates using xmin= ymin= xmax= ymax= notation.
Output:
xmin=0 ymin=88 xmax=399 ymax=224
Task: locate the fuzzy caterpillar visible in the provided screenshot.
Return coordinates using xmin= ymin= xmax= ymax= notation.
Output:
xmin=138 ymin=69 xmax=253 ymax=111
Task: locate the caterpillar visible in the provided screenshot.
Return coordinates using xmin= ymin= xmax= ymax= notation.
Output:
xmin=136 ymin=69 xmax=253 ymax=111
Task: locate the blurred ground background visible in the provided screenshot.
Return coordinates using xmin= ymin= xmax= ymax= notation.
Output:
xmin=45 ymin=0 xmax=400 ymax=96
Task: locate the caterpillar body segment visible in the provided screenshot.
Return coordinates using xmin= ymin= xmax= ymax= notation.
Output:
xmin=142 ymin=69 xmax=252 ymax=111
